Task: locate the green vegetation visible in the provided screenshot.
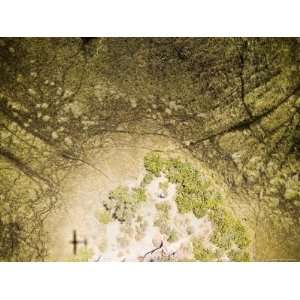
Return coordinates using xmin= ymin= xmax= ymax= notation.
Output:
xmin=192 ymin=239 xmax=217 ymax=261
xmin=68 ymin=248 xmax=94 ymax=262
xmin=228 ymin=249 xmax=250 ymax=262
xmin=103 ymin=186 xmax=147 ymax=223
xmin=155 ymin=201 xmax=171 ymax=214
xmin=167 ymin=229 xmax=178 ymax=242
xmin=133 ymin=187 xmax=147 ymax=203
xmin=154 ymin=216 xmax=171 ymax=236
xmin=141 ymin=173 xmax=154 ymax=186
xmin=210 ymin=209 xmax=250 ymax=251
xmin=144 ymin=152 xmax=163 ymax=176
xmin=144 ymin=152 xmax=223 ymax=217
xmin=154 ymin=201 xmax=175 ymax=238
xmin=159 ymin=181 xmax=169 ymax=195
xmin=144 ymin=152 xmax=251 ymax=259
xmin=96 ymin=210 xmax=112 ymax=224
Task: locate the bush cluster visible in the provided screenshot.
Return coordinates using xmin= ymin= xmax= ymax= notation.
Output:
xmin=192 ymin=239 xmax=217 ymax=261
xmin=144 ymin=152 xmax=251 ymax=260
xmin=103 ymin=186 xmax=146 ymax=223
xmin=209 ymin=209 xmax=250 ymax=250
xmin=144 ymin=152 xmax=222 ymax=217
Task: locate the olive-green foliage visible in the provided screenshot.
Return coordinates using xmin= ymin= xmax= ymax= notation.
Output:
xmin=135 ymin=219 xmax=148 ymax=241
xmin=144 ymin=152 xmax=251 ymax=255
xmin=69 ymin=248 xmax=94 ymax=262
xmin=210 ymin=209 xmax=250 ymax=250
xmin=144 ymin=152 xmax=163 ymax=176
xmin=159 ymin=181 xmax=169 ymax=195
xmin=192 ymin=239 xmax=217 ymax=261
xmin=0 ymin=220 xmax=21 ymax=261
xmin=141 ymin=172 xmax=154 ymax=186
xmin=104 ymin=186 xmax=147 ymax=223
xmin=156 ymin=201 xmax=171 ymax=215
xmin=167 ymin=229 xmax=178 ymax=242
xmin=154 ymin=201 xmax=172 ymax=235
xmin=144 ymin=152 xmax=223 ymax=217
xmin=228 ymin=249 xmax=250 ymax=262
xmin=133 ymin=187 xmax=147 ymax=203
xmin=96 ymin=210 xmax=112 ymax=224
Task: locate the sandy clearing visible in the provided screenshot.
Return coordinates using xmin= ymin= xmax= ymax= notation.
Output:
xmin=45 ymin=132 xmax=224 ymax=261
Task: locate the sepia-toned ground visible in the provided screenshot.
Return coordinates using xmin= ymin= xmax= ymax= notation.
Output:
xmin=45 ymin=132 xmax=231 ymax=262
xmin=1 ymin=38 xmax=300 ymax=261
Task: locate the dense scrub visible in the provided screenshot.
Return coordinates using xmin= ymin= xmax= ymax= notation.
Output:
xmin=144 ymin=152 xmax=250 ymax=261
xmin=103 ymin=186 xmax=146 ymax=223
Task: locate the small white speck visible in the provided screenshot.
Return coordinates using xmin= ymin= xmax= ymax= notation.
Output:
xmin=165 ymin=108 xmax=172 ymax=115
xmin=16 ymin=74 xmax=22 ymax=83
xmin=63 ymin=89 xmax=73 ymax=99
xmin=130 ymin=98 xmax=137 ymax=108
xmin=42 ymin=115 xmax=50 ymax=122
xmin=57 ymin=87 xmax=63 ymax=96
xmin=51 ymin=132 xmax=58 ymax=140
xmin=64 ymin=137 xmax=73 ymax=146
xmin=28 ymin=88 xmax=36 ymax=96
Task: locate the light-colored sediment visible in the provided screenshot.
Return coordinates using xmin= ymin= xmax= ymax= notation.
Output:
xmin=45 ymin=133 xmax=222 ymax=261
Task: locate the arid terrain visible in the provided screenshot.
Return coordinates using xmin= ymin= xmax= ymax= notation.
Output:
xmin=1 ymin=38 xmax=300 ymax=261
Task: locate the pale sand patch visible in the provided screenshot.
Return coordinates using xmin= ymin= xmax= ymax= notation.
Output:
xmin=45 ymin=133 xmax=178 ymax=261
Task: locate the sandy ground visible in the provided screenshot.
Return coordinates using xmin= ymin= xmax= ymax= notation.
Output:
xmin=45 ymin=132 xmax=223 ymax=261
xmin=95 ymin=175 xmax=214 ymax=262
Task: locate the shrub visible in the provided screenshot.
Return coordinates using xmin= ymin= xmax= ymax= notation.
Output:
xmin=144 ymin=153 xmax=223 ymax=219
xmin=186 ymin=225 xmax=194 ymax=235
xmin=141 ymin=172 xmax=154 ymax=186
xmin=167 ymin=229 xmax=178 ymax=242
xmin=228 ymin=250 xmax=250 ymax=262
xmin=192 ymin=201 xmax=207 ymax=218
xmin=144 ymin=152 xmax=164 ymax=176
xmin=192 ymin=239 xmax=216 ymax=261
xmin=97 ymin=210 xmax=112 ymax=224
xmin=104 ymin=186 xmax=147 ymax=223
xmin=159 ymin=181 xmax=169 ymax=195
xmin=69 ymin=248 xmax=94 ymax=262
xmin=144 ymin=152 xmax=251 ymax=254
xmin=175 ymin=194 xmax=194 ymax=213
xmin=155 ymin=201 xmax=170 ymax=215
xmin=133 ymin=187 xmax=147 ymax=203
xmin=154 ymin=217 xmax=171 ymax=236
xmin=210 ymin=208 xmax=250 ymax=250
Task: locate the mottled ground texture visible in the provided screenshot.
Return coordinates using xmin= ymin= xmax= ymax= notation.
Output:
xmin=0 ymin=38 xmax=300 ymax=261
